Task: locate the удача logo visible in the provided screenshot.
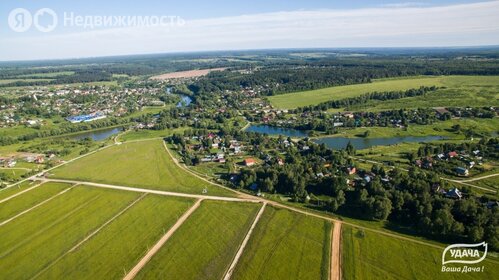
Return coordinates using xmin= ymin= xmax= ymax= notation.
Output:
xmin=441 ymin=242 xmax=487 ymax=273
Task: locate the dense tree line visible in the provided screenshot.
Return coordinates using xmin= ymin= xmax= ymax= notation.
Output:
xmin=295 ymin=86 xmax=438 ymax=112
xmin=168 ymin=129 xmax=498 ymax=250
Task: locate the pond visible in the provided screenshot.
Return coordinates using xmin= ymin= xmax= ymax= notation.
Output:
xmin=313 ymin=136 xmax=445 ymax=150
xmin=166 ymin=87 xmax=193 ymax=108
xmin=71 ymin=127 xmax=122 ymax=141
xmin=245 ymin=125 xmax=308 ymax=138
xmin=176 ymin=95 xmax=193 ymax=108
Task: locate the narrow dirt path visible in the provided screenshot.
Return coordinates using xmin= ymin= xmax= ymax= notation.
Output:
xmin=453 ymin=173 xmax=499 ymax=182
xmin=0 ymin=185 xmax=77 ymax=227
xmin=223 ymin=202 xmax=267 ymax=280
xmin=330 ymin=221 xmax=342 ymax=280
xmin=0 ymin=182 xmax=44 ymax=204
xmin=123 ymin=199 xmax=203 ymax=280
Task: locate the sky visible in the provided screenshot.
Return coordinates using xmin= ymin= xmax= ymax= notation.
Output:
xmin=0 ymin=0 xmax=498 ymax=61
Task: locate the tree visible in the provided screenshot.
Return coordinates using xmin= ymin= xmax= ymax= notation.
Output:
xmin=346 ymin=141 xmax=355 ymax=155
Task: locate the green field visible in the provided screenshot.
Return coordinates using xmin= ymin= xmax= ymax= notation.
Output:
xmin=118 ymin=127 xmax=186 ymax=142
xmin=0 ymin=79 xmax=53 ymax=85
xmin=232 ymin=206 xmax=331 ymax=280
xmin=342 ymin=225 xmax=499 ymax=279
xmin=135 ymin=200 xmax=261 ymax=280
xmin=327 ymin=118 xmax=499 ymax=140
xmin=37 ymin=194 xmax=194 ymax=279
xmin=269 ymin=75 xmax=499 ymax=109
xmin=0 ymin=182 xmax=70 ymax=221
xmin=0 ymin=168 xmax=31 ymax=182
xmin=0 ymin=181 xmax=37 ymax=200
xmin=50 ymin=139 xmax=235 ymax=196
xmin=0 ymin=186 xmax=141 ymax=279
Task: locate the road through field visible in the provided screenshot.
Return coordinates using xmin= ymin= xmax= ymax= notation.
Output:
xmin=123 ymin=199 xmax=203 ymax=280
xmin=330 ymin=222 xmax=342 ymax=280
xmin=223 ymin=202 xmax=267 ymax=280
xmin=35 ymin=178 xmax=259 ymax=203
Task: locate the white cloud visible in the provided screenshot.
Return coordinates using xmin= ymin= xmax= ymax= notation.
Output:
xmin=1 ymin=1 xmax=499 ymax=61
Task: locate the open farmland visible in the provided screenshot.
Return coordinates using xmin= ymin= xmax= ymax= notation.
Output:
xmin=50 ymin=139 xmax=235 ymax=197
xmin=341 ymin=225 xmax=499 ymax=280
xmin=36 ymin=195 xmax=194 ymax=280
xmin=135 ymin=200 xmax=260 ymax=280
xmin=149 ymin=68 xmax=227 ymax=80
xmin=0 ymin=185 xmax=141 ymax=279
xmin=0 ymin=182 xmax=69 ymax=222
xmin=231 ymin=206 xmax=331 ymax=280
xmin=268 ymin=75 xmax=499 ymax=109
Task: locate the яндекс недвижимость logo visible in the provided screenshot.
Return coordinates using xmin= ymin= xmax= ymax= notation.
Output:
xmin=8 ymin=8 xmax=58 ymax=33
xmin=441 ymin=242 xmax=488 ymax=273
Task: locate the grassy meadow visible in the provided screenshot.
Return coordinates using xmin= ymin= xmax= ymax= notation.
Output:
xmin=135 ymin=200 xmax=261 ymax=280
xmin=269 ymin=75 xmax=499 ymax=109
xmin=50 ymin=139 xmax=235 ymax=196
xmin=231 ymin=206 xmax=332 ymax=280
xmin=342 ymin=225 xmax=499 ymax=280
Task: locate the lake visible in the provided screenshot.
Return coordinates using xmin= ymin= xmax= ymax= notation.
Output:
xmin=71 ymin=127 xmax=122 ymax=141
xmin=245 ymin=125 xmax=308 ymax=138
xmin=313 ymin=136 xmax=445 ymax=150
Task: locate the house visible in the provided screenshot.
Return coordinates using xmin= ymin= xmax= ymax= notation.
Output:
xmin=455 ymin=167 xmax=469 ymax=176
xmin=342 ymin=112 xmax=354 ymax=119
xmin=244 ymin=158 xmax=256 ymax=167
xmin=347 ymin=167 xmax=357 ymax=175
xmin=447 ymin=151 xmax=458 ymax=159
xmin=434 ymin=107 xmax=450 ymax=115
xmin=218 ymin=158 xmax=226 ymax=163
xmin=446 ymin=188 xmax=463 ymax=199
xmin=35 ymin=156 xmax=45 ymax=164
xmin=277 ymin=158 xmax=285 ymax=166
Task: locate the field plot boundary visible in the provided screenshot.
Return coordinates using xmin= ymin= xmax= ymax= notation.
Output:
xmin=223 ymin=202 xmax=267 ymax=280
xmin=0 ymin=184 xmax=76 ymax=227
xmin=37 ymin=178 xmax=258 ymax=203
xmin=123 ymin=199 xmax=203 ymax=280
xmin=0 ymin=182 xmax=44 ymax=204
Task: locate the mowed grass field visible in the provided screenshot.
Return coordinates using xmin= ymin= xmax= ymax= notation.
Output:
xmin=135 ymin=200 xmax=261 ymax=280
xmin=0 ymin=185 xmax=142 ymax=279
xmin=342 ymin=225 xmax=499 ymax=280
xmin=231 ymin=206 xmax=331 ymax=280
xmin=50 ymin=139 xmax=235 ymax=196
xmin=269 ymin=75 xmax=499 ymax=109
xmin=37 ymin=195 xmax=194 ymax=280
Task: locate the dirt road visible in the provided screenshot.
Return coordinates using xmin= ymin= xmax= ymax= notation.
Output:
xmin=36 ymin=178 xmax=259 ymax=203
xmin=123 ymin=199 xmax=203 ymax=280
xmin=330 ymin=222 xmax=342 ymax=280
xmin=223 ymin=202 xmax=267 ymax=280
